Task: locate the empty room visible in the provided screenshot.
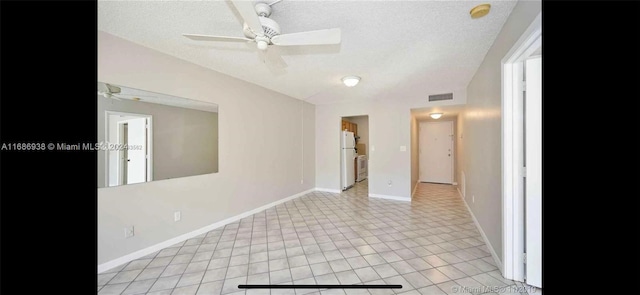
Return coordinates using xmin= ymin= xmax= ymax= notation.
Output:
xmin=97 ymin=0 xmax=542 ymax=294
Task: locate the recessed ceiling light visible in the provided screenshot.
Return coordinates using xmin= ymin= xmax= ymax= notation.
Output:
xmin=470 ymin=4 xmax=491 ymax=19
xmin=430 ymin=113 xmax=443 ymax=119
xmin=342 ymin=76 xmax=361 ymax=87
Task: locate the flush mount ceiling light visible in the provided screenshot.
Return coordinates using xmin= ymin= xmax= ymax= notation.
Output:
xmin=470 ymin=3 xmax=491 ymax=19
xmin=430 ymin=113 xmax=443 ymax=119
xmin=342 ymin=76 xmax=361 ymax=87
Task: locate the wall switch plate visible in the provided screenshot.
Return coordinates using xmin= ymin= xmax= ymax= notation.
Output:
xmin=124 ymin=226 xmax=134 ymax=238
xmin=174 ymin=211 xmax=181 ymax=222
xmin=472 ymin=195 xmax=475 ymax=203
xmin=300 ymin=179 xmax=304 ymax=184
xmin=371 ymin=146 xmax=375 ymax=151
xmin=400 ymin=146 xmax=406 ymax=152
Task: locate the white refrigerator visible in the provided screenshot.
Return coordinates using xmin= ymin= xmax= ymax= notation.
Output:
xmin=341 ymin=131 xmax=356 ymax=190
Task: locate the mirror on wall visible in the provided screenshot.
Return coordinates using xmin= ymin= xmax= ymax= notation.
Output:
xmin=98 ymin=82 xmax=219 ymax=188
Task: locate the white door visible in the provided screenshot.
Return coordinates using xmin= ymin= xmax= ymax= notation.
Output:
xmin=419 ymin=121 xmax=453 ymax=184
xmin=126 ymin=118 xmax=147 ymax=184
xmin=525 ymin=56 xmax=542 ymax=288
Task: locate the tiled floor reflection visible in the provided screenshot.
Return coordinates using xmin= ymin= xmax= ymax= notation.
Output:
xmin=98 ymin=182 xmax=539 ymax=295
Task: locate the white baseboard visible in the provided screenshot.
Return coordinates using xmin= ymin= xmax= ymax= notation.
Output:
xmin=456 ymin=188 xmax=503 ymax=273
xmin=315 ymin=187 xmax=341 ymax=194
xmin=369 ymin=193 xmax=411 ymax=202
xmin=98 ymin=188 xmax=315 ymax=273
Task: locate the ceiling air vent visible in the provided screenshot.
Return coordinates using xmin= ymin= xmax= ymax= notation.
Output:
xmin=428 ymin=93 xmax=453 ymax=102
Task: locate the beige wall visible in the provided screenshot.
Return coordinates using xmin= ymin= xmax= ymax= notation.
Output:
xmin=98 ymin=31 xmax=315 ymax=264
xmin=460 ymin=0 xmax=541 ymax=262
xmin=456 ymin=114 xmax=465 ymax=198
xmin=410 ymin=115 xmax=419 ymax=196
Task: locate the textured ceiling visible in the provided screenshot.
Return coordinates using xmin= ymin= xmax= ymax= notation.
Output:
xmin=98 ymin=0 xmax=517 ymax=105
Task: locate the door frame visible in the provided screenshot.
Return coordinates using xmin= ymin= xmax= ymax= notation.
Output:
xmin=105 ymin=111 xmax=153 ymax=187
xmin=501 ymin=12 xmax=541 ymax=282
xmin=418 ymin=120 xmax=454 ymax=184
xmin=118 ymin=121 xmax=128 ymax=185
xmin=339 ymin=115 xmax=370 ymax=192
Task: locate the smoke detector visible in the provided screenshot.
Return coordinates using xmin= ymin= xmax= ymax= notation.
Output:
xmin=470 ymin=4 xmax=491 ymax=19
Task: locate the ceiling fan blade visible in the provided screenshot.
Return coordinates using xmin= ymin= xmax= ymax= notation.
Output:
xmin=271 ymin=28 xmax=341 ymax=46
xmin=105 ymin=83 xmax=121 ymax=94
xmin=183 ymin=34 xmax=252 ymax=43
xmin=229 ymin=0 xmax=264 ymax=36
xmin=99 ymin=91 xmax=122 ymax=101
xmin=97 ymin=82 xmax=109 ymax=93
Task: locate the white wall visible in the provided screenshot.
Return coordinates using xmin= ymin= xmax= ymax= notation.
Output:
xmin=315 ymin=90 xmax=466 ymax=198
xmin=98 ymin=31 xmax=315 ymax=264
xmin=460 ymin=0 xmax=541 ymax=262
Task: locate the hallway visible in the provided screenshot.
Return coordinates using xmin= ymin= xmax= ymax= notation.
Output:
xmin=98 ymin=182 xmax=535 ymax=295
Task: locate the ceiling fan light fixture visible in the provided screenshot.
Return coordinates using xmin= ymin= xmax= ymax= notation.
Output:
xmin=430 ymin=113 xmax=443 ymax=119
xmin=256 ymin=40 xmax=269 ymax=50
xmin=342 ymin=76 xmax=360 ymax=87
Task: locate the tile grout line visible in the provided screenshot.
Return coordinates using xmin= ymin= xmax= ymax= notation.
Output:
xmin=99 ymin=183 xmax=523 ymax=295
xmin=106 ymin=249 xmax=163 ymax=294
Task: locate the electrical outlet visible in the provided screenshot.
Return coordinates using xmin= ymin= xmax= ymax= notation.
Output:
xmin=174 ymin=211 xmax=181 ymax=222
xmin=388 ymin=180 xmax=392 ymax=187
xmin=300 ymin=179 xmax=304 ymax=184
xmin=472 ymin=195 xmax=475 ymax=203
xmin=124 ymin=226 xmax=134 ymax=238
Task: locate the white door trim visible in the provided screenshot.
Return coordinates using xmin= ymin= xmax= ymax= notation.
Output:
xmin=501 ymin=12 xmax=541 ymax=282
xmin=105 ymin=111 xmax=153 ymax=187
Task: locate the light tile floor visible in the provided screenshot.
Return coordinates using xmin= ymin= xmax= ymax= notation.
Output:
xmin=98 ymin=180 xmax=541 ymax=295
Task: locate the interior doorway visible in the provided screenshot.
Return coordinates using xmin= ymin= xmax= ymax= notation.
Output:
xmin=501 ymin=12 xmax=542 ymax=288
xmin=340 ymin=115 xmax=369 ymax=194
xmin=105 ymin=111 xmax=153 ymax=187
xmin=419 ymin=121 xmax=454 ymax=184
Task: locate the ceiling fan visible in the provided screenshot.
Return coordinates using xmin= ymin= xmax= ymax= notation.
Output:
xmin=97 ymin=83 xmax=125 ymax=100
xmin=97 ymin=82 xmax=154 ymax=101
xmin=182 ymin=0 xmax=341 ymax=67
